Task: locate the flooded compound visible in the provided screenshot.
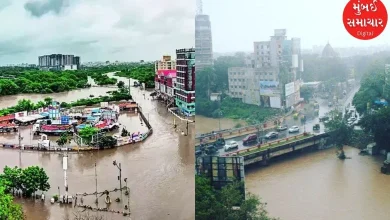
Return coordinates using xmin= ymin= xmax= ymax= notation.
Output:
xmin=0 ymin=74 xmax=195 ymax=220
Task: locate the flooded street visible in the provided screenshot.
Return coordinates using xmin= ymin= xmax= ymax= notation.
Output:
xmin=0 ymin=74 xmax=195 ymax=220
xmin=195 ymin=115 xmax=247 ymax=134
xmin=246 ymin=147 xmax=390 ymax=220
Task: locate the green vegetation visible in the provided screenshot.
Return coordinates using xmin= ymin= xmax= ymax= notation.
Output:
xmin=0 ymin=88 xmax=131 ymax=117
xmin=0 ymin=166 xmax=50 ymax=197
xmin=196 ymin=175 xmax=278 ymax=220
xmin=115 ymin=63 xmax=155 ymax=88
xmin=360 ymin=107 xmax=390 ymax=151
xmin=56 ymin=133 xmax=71 ymax=147
xmin=78 ymin=127 xmax=99 ymax=145
xmin=197 ymin=96 xmax=280 ymax=124
xmin=0 ymin=180 xmax=24 ymax=220
xmin=0 ymin=67 xmax=90 ymax=95
xmin=196 ymin=54 xmax=280 ymax=123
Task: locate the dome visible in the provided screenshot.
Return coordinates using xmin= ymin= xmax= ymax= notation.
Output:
xmin=322 ymin=42 xmax=338 ymax=58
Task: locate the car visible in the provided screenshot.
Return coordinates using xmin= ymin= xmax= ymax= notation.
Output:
xmin=276 ymin=125 xmax=288 ymax=131
xmin=205 ymin=145 xmax=218 ymax=155
xmin=319 ymin=116 xmax=329 ymax=122
xmin=328 ymin=102 xmax=333 ymax=107
xmin=313 ymin=124 xmax=320 ymax=131
xmin=242 ymin=134 xmax=258 ymax=145
xmin=289 ymin=126 xmax=300 ymax=133
xmin=265 ymin=132 xmax=278 ymax=139
xmin=224 ymin=141 xmax=239 ymax=151
xmin=195 ymin=150 xmax=202 ymax=156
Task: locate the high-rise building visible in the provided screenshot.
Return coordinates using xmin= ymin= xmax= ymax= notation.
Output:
xmin=38 ymin=54 xmax=80 ymax=70
xmin=155 ymin=55 xmax=177 ymax=104
xmin=195 ymin=0 xmax=213 ymax=71
xmin=174 ymin=48 xmax=195 ymax=116
xmin=228 ymin=29 xmax=303 ymax=109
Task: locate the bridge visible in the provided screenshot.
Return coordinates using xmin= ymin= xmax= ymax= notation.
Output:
xmin=198 ymin=132 xmax=332 ymax=167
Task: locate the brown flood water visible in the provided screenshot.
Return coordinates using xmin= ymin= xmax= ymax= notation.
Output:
xmin=195 ymin=115 xmax=247 ymax=134
xmin=0 ymin=75 xmax=195 ymax=220
xmin=246 ymin=146 xmax=390 ymax=220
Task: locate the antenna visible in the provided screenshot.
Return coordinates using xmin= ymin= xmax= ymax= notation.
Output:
xmin=196 ymin=0 xmax=203 ymax=15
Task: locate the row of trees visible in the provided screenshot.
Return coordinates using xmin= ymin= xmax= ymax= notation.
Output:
xmin=301 ymin=55 xmax=349 ymax=82
xmin=196 ymin=176 xmax=278 ymax=220
xmin=0 ymin=68 xmax=90 ymax=95
xmin=115 ymin=63 xmax=155 ymax=88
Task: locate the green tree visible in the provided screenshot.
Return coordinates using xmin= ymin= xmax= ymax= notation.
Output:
xmin=324 ymin=110 xmax=353 ymax=159
xmin=195 ymin=176 xmax=278 ymax=220
xmin=19 ymin=166 xmax=50 ymax=196
xmin=0 ymin=166 xmax=22 ymax=194
xmin=117 ymin=81 xmax=125 ymax=88
xmin=0 ymin=180 xmax=24 ymax=220
xmin=359 ymin=107 xmax=390 ymax=151
xmin=97 ymin=136 xmax=117 ymax=149
xmin=56 ymin=133 xmax=70 ymax=148
xmin=79 ymin=127 xmax=99 ymax=145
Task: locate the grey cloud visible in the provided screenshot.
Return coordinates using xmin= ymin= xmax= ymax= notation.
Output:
xmin=24 ymin=0 xmax=69 ymax=17
xmin=0 ymin=0 xmax=11 ymax=11
xmin=0 ymin=37 xmax=34 ymax=56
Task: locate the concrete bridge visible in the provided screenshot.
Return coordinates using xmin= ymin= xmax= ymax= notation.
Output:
xmin=222 ymin=132 xmax=332 ymax=166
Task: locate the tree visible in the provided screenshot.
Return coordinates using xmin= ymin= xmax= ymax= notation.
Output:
xmin=360 ymin=107 xmax=390 ymax=151
xmin=324 ymin=110 xmax=353 ymax=159
xmin=57 ymin=133 xmax=70 ymax=147
xmin=97 ymin=136 xmax=117 ymax=149
xmin=0 ymin=166 xmax=22 ymax=194
xmin=195 ymin=176 xmax=278 ymax=220
xmin=19 ymin=166 xmax=50 ymax=196
xmin=117 ymin=81 xmax=125 ymax=88
xmin=0 ymin=180 xmax=24 ymax=220
xmin=79 ymin=127 xmax=99 ymax=145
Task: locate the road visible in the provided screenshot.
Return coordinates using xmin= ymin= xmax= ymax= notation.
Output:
xmin=215 ymin=85 xmax=361 ymax=156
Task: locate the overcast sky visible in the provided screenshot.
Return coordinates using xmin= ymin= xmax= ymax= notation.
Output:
xmin=0 ymin=0 xmax=195 ymax=65
xmin=203 ymin=0 xmax=390 ymax=53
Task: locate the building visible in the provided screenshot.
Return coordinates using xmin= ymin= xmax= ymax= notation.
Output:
xmin=155 ymin=56 xmax=177 ymax=104
xmin=195 ymin=0 xmax=213 ymax=71
xmin=322 ymin=42 xmax=338 ymax=58
xmin=174 ymin=48 xmax=195 ymax=116
xmin=155 ymin=55 xmax=176 ymax=71
xmin=38 ymin=54 xmax=81 ymax=70
xmin=228 ymin=29 xmax=303 ymax=109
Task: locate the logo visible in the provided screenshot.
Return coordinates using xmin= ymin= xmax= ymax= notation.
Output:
xmin=343 ymin=0 xmax=388 ymax=40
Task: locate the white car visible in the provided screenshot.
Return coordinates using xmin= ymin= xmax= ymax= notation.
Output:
xmin=224 ymin=141 xmax=239 ymax=151
xmin=265 ymin=132 xmax=279 ymax=139
xmin=288 ymin=126 xmax=300 ymax=133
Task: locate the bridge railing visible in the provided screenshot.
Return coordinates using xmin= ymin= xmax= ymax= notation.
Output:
xmin=195 ymin=115 xmax=284 ymax=140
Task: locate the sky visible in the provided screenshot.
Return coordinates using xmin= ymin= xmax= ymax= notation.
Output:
xmin=203 ymin=0 xmax=390 ymax=53
xmin=0 ymin=0 xmax=195 ymax=65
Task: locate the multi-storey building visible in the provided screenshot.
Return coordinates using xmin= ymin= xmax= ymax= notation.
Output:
xmin=228 ymin=29 xmax=303 ymax=109
xmin=195 ymin=10 xmax=213 ymax=71
xmin=174 ymin=48 xmax=195 ymax=116
xmin=155 ymin=55 xmax=177 ymax=104
xmin=38 ymin=54 xmax=81 ymax=70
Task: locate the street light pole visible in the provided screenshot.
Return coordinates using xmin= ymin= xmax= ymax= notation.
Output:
xmin=18 ymin=129 xmax=23 ymax=168
xmin=218 ymin=111 xmax=222 ymax=131
xmin=113 ymin=160 xmax=123 ymax=206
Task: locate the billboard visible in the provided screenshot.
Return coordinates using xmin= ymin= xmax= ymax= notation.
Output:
xmin=270 ymin=96 xmax=281 ymax=108
xmin=157 ymin=70 xmax=176 ymax=78
xmin=285 ymin=82 xmax=295 ymax=96
xmin=259 ymin=81 xmax=279 ymax=96
xmin=286 ymin=94 xmax=295 ymax=108
xmin=196 ymin=156 xmax=245 ymax=198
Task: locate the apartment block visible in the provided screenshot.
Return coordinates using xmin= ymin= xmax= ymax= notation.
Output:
xmin=38 ymin=54 xmax=81 ymax=70
xmin=174 ymin=48 xmax=196 ymax=116
xmin=195 ymin=14 xmax=213 ymax=71
xmin=155 ymin=55 xmax=177 ymax=104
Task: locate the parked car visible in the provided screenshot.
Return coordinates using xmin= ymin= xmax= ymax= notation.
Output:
xmin=276 ymin=125 xmax=288 ymax=131
xmin=319 ymin=116 xmax=329 ymax=122
xmin=205 ymin=145 xmax=218 ymax=155
xmin=289 ymin=126 xmax=300 ymax=133
xmin=313 ymin=124 xmax=320 ymax=131
xmin=195 ymin=150 xmax=202 ymax=156
xmin=265 ymin=131 xmax=279 ymax=139
xmin=242 ymin=134 xmax=258 ymax=145
xmin=225 ymin=141 xmax=239 ymax=151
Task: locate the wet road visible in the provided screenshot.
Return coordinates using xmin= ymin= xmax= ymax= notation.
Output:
xmin=0 ymin=74 xmax=195 ymax=220
xmin=215 ymin=85 xmax=361 ymax=156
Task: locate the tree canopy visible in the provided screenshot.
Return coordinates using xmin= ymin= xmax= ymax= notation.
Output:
xmin=115 ymin=63 xmax=155 ymax=88
xmin=0 ymin=180 xmax=24 ymax=220
xmin=359 ymin=107 xmax=390 ymax=151
xmin=196 ymin=176 xmax=278 ymax=220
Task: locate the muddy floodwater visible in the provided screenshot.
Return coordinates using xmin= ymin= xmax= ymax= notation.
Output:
xmin=0 ymin=74 xmax=195 ymax=220
xmin=246 ymin=146 xmax=390 ymax=220
xmin=195 ymin=115 xmax=247 ymax=134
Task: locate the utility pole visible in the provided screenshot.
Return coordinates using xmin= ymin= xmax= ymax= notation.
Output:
xmin=113 ymin=160 xmax=123 ymax=208
xmin=18 ymin=129 xmax=23 ymax=168
xmin=63 ymin=153 xmax=68 ymax=203
xmin=95 ymin=163 xmax=98 ymax=207
xmin=128 ymin=77 xmax=131 ymax=98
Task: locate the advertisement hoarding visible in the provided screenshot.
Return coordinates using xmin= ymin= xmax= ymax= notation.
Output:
xmin=270 ymin=96 xmax=281 ymax=109
xmin=260 ymin=81 xmax=279 ymax=96
xmin=157 ymin=70 xmax=177 ymax=77
xmin=285 ymin=82 xmax=295 ymax=96
xmin=286 ymin=94 xmax=295 ymax=108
